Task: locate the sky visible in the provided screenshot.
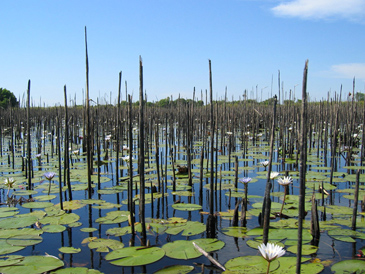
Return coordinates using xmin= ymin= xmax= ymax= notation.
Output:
xmin=1 ymin=0 xmax=365 ymax=106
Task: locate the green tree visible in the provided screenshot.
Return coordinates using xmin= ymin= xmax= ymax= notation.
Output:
xmin=0 ymin=88 xmax=18 ymax=108
xmin=355 ymin=92 xmax=364 ymax=102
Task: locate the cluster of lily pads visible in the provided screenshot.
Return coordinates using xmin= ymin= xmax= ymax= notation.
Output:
xmin=0 ymin=126 xmax=365 ymax=273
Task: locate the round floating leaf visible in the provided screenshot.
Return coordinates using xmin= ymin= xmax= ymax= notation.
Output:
xmin=12 ymin=190 xmax=38 ymax=196
xmin=0 ymin=255 xmax=64 ymax=274
xmin=0 ymin=216 xmax=37 ymax=229
xmin=222 ymin=227 xmax=248 ymax=238
xmin=56 ymin=200 xmax=86 ymax=210
xmin=154 ymin=265 xmax=194 ymax=274
xmin=105 ymin=246 xmax=165 ymax=266
xmin=21 ymin=202 xmax=54 ymax=209
xmin=162 ymin=239 xmax=224 ymax=260
xmin=0 ymin=255 xmax=24 ymax=267
xmin=41 ymin=213 xmax=80 ymax=225
xmin=0 ymin=239 xmax=26 ymax=255
xmin=68 ymin=222 xmax=82 ymax=228
xmin=287 ymin=245 xmax=318 ymax=255
xmin=95 ymin=210 xmax=129 ymax=224
xmin=88 ymin=238 xmax=124 ymax=252
xmin=52 ymin=267 xmax=103 ymax=274
xmin=58 ymin=247 xmax=82 ymax=254
xmin=0 ymin=208 xmax=18 ymax=218
xmin=106 ymin=227 xmax=132 ymax=237
xmin=331 ymin=259 xmax=365 ymax=273
xmin=42 ymin=224 xmax=66 ymax=233
xmin=171 ymin=203 xmax=202 ymax=211
xmin=225 ymin=256 xmax=279 ymax=273
xmin=80 ymin=227 xmax=97 ymax=233
xmin=34 ymin=195 xmax=57 ymax=201
xmin=6 ymin=235 xmax=43 ymax=246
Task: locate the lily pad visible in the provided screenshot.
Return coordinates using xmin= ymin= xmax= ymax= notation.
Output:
xmin=42 ymin=224 xmax=66 ymax=233
xmin=221 ymin=227 xmax=248 ymax=238
xmin=165 ymin=221 xmax=205 ymax=236
xmin=0 ymin=216 xmax=37 ymax=229
xmin=287 ymin=244 xmax=318 ymax=255
xmin=0 ymin=255 xmax=64 ymax=274
xmin=225 ymin=255 xmax=279 ymax=273
xmin=154 ymin=265 xmax=194 ymax=274
xmin=52 ymin=267 xmax=103 ymax=273
xmin=88 ymin=238 xmax=124 ymax=252
xmin=58 ymin=247 xmax=82 ymax=254
xmin=0 ymin=239 xmax=26 ymax=255
xmin=331 ymin=259 xmax=365 ymax=273
xmin=171 ymin=203 xmax=202 ymax=211
xmin=105 ymin=246 xmax=165 ymax=266
xmin=162 ymin=238 xmax=224 ymax=260
xmin=21 ymin=201 xmax=54 ymax=209
xmin=6 ymin=235 xmax=43 ymax=246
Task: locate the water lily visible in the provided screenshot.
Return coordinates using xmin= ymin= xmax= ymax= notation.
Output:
xmin=277 ymin=176 xmax=293 ymax=217
xmin=258 ymin=242 xmax=286 ymax=274
xmin=260 ymin=161 xmax=269 ymax=169
xmin=277 ymin=176 xmax=293 ymax=186
xmin=35 ymin=153 xmax=42 ymax=159
xmin=239 ymin=177 xmax=252 ymax=184
xmin=4 ymin=178 xmax=15 ymax=198
xmin=122 ymin=156 xmax=133 ymax=162
xmin=44 ymin=172 xmax=56 ymax=195
xmin=269 ymin=172 xmax=280 ymax=180
xmin=122 ymin=145 xmax=130 ymax=151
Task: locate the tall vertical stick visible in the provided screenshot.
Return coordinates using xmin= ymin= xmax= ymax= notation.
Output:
xmin=85 ymin=26 xmax=92 ymax=199
xmin=138 ymin=56 xmax=147 ymax=245
xmin=27 ymin=80 xmax=32 ymax=189
xmin=296 ymin=60 xmax=309 ymax=273
xmin=116 ymin=71 xmax=122 ymax=185
xmin=262 ymin=95 xmax=277 ymax=244
xmin=206 ymin=59 xmax=216 ymax=238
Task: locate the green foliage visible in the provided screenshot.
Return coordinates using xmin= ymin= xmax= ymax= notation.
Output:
xmin=0 ymin=88 xmax=18 ymax=108
xmin=356 ymin=92 xmax=364 ymax=101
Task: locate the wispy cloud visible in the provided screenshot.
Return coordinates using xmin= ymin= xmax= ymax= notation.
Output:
xmin=271 ymin=0 xmax=365 ymax=21
xmin=329 ymin=63 xmax=365 ymax=80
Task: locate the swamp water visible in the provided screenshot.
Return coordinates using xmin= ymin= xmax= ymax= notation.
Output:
xmin=0 ymin=120 xmax=365 ymax=274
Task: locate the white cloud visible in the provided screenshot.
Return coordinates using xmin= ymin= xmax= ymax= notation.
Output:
xmin=330 ymin=63 xmax=365 ymax=80
xmin=272 ymin=0 xmax=365 ymax=20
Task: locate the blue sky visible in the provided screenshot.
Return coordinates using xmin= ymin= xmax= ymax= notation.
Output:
xmin=1 ymin=0 xmax=365 ymax=106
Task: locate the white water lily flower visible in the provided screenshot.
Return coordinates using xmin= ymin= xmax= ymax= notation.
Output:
xmin=270 ymin=172 xmax=280 ymax=180
xmin=122 ymin=156 xmax=133 ymax=162
xmin=277 ymin=176 xmax=293 ymax=186
xmin=261 ymin=161 xmax=269 ymax=168
xmin=44 ymin=172 xmax=56 ymax=181
xmin=258 ymin=242 xmax=286 ymax=262
xmin=4 ymin=178 xmax=15 ymax=188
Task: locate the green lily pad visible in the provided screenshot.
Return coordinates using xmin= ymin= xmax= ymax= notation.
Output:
xmin=0 ymin=208 xmax=18 ymax=218
xmin=21 ymin=202 xmax=54 ymax=209
xmin=42 ymin=224 xmax=66 ymax=233
xmin=331 ymin=259 xmax=365 ymax=273
xmin=162 ymin=238 xmax=224 ymax=260
xmin=34 ymin=195 xmax=57 ymax=201
xmin=287 ymin=245 xmax=318 ymax=255
xmin=165 ymin=221 xmax=205 ymax=236
xmin=154 ymin=265 xmax=194 ymax=274
xmin=105 ymin=246 xmax=165 ymax=266
xmin=327 ymin=228 xmax=365 ymax=242
xmin=6 ymin=235 xmax=43 ymax=246
xmin=95 ymin=210 xmax=129 ymax=224
xmin=0 ymin=255 xmax=24 ymax=267
xmin=0 ymin=239 xmax=26 ymax=255
xmin=0 ymin=255 xmax=64 ymax=274
xmin=58 ymin=247 xmax=82 ymax=254
xmin=221 ymin=227 xmax=248 ymax=238
xmin=0 ymin=216 xmax=37 ymax=229
xmin=225 ymin=255 xmax=279 ymax=273
xmin=56 ymin=200 xmax=86 ymax=210
xmin=171 ymin=203 xmax=202 ymax=211
xmin=41 ymin=212 xmax=80 ymax=225
xmin=106 ymin=227 xmax=132 ymax=237
xmin=52 ymin=267 xmax=103 ymax=273
xmin=88 ymin=238 xmax=124 ymax=252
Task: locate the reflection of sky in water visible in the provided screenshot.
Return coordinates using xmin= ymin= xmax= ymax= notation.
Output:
xmin=1 ymin=130 xmax=364 ymax=273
